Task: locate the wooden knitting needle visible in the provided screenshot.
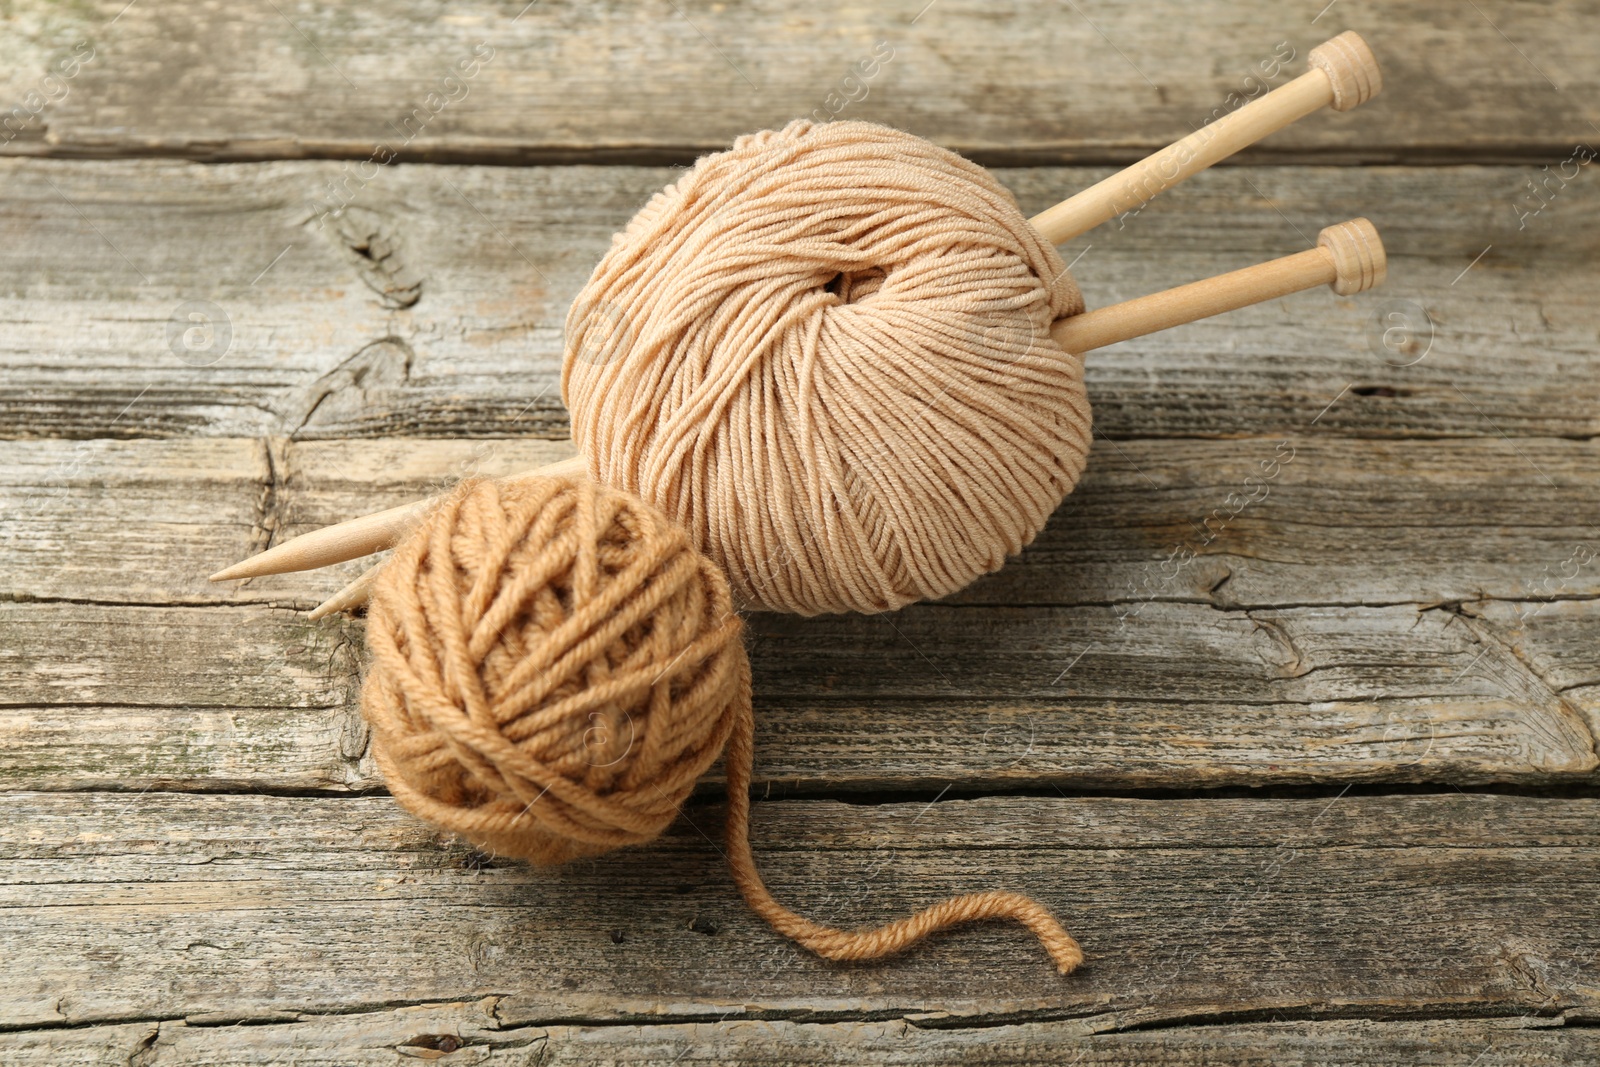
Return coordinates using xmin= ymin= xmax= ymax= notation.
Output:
xmin=1050 ymin=217 xmax=1384 ymax=352
xmin=208 ymin=454 xmax=587 ymax=583
xmin=306 ymin=559 xmax=385 ymax=621
xmin=1029 ymin=31 xmax=1381 ymax=246
xmin=220 ymin=218 xmax=1385 ymax=618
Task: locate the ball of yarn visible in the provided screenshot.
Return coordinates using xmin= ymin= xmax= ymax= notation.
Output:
xmin=361 ymin=472 xmax=1083 ymax=973
xmin=361 ymin=474 xmax=744 ymax=864
xmin=564 ymin=119 xmax=1092 ymax=616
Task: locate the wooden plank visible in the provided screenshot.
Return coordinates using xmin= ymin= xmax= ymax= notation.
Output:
xmin=5 ymin=433 xmax=1595 ymax=791
xmin=747 ymin=599 xmax=1598 ymax=787
xmin=3 ymin=1 xmax=1594 ymax=164
xmin=0 ymin=437 xmax=578 ymax=606
xmin=4 ymin=434 xmax=1596 ymax=612
xmin=5 ymin=440 xmax=1595 ymax=791
xmin=0 ymin=160 xmax=1595 ymax=440
xmin=1 ymin=792 xmax=1596 ymax=1028
xmin=1 ymin=596 xmax=1593 ymax=793
xmin=5 ymin=437 xmax=1599 ymax=612
xmin=2 ymin=1010 xmax=1593 ymax=1066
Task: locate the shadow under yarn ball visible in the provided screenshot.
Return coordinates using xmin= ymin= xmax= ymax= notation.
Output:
xmin=361 ymin=475 xmax=746 ymax=866
xmin=563 ymin=120 xmax=1094 ymax=617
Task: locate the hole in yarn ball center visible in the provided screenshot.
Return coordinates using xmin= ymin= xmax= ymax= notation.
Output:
xmin=822 ymin=265 xmax=889 ymax=305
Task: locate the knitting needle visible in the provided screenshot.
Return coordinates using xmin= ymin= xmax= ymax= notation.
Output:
xmin=227 ymin=220 xmax=1386 ymax=600
xmin=1050 ymin=217 xmax=1385 ymax=352
xmin=208 ymin=453 xmax=587 ymax=583
xmin=1028 ymin=31 xmax=1380 ymax=246
xmin=306 ymin=559 xmax=385 ymax=621
xmin=283 ymin=218 xmax=1384 ymax=618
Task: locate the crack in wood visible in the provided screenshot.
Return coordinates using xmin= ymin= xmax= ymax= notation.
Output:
xmin=6 ymin=998 xmax=1591 ymax=1039
xmin=236 ymin=437 xmax=287 ymax=571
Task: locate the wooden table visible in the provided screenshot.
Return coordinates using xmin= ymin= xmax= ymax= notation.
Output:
xmin=3 ymin=2 xmax=1597 ymax=1063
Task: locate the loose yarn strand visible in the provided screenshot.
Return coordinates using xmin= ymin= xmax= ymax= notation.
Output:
xmin=718 ymin=658 xmax=1084 ymax=974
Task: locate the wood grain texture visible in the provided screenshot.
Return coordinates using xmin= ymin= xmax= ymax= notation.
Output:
xmin=3 ymin=594 xmax=1594 ymax=792
xmin=2 ymin=1 xmax=1595 ymax=164
xmin=0 ymin=437 xmax=579 ymax=606
xmin=1 ymin=792 xmax=1596 ymax=1032
xmin=6 ymin=436 xmax=1598 ymax=611
xmin=4 ymin=434 xmax=1596 ymax=793
xmin=3 ymin=3 xmax=1596 ymax=1053
xmin=3 ymin=1009 xmax=1594 ymax=1066
xmin=0 ymin=160 xmax=1595 ymax=441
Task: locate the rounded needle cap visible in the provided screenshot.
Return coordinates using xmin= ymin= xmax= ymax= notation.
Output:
xmin=1318 ymin=217 xmax=1386 ymax=296
xmin=1309 ymin=31 xmax=1382 ymax=112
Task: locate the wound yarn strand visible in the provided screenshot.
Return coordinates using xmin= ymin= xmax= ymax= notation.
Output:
xmin=565 ymin=119 xmax=1094 ymax=617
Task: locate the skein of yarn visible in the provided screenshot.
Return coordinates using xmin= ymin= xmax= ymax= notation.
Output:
xmin=565 ymin=120 xmax=1093 ymax=616
xmin=363 ymin=474 xmax=1083 ymax=972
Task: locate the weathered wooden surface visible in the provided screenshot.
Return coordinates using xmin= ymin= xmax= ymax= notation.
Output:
xmin=1 ymin=160 xmax=1596 ymax=441
xmin=7 ymin=596 xmax=1594 ymax=793
xmin=6 ymin=436 xmax=1600 ymax=610
xmin=3 ymin=1 xmax=1596 ymax=164
xmin=3 ymin=4 xmax=1598 ymax=1063
xmin=7 ymin=1012 xmax=1597 ymax=1067
xmin=3 ymin=437 xmax=1597 ymax=794
xmin=4 ymin=792 xmax=1598 ymax=1030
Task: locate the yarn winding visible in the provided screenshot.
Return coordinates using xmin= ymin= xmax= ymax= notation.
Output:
xmin=363 ymin=475 xmax=742 ymax=864
xmin=564 ymin=119 xmax=1092 ymax=616
xmin=362 ymin=475 xmax=1082 ymax=972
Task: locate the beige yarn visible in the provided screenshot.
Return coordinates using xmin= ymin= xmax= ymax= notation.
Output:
xmin=564 ymin=119 xmax=1092 ymax=616
xmin=363 ymin=475 xmax=1082 ymax=973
